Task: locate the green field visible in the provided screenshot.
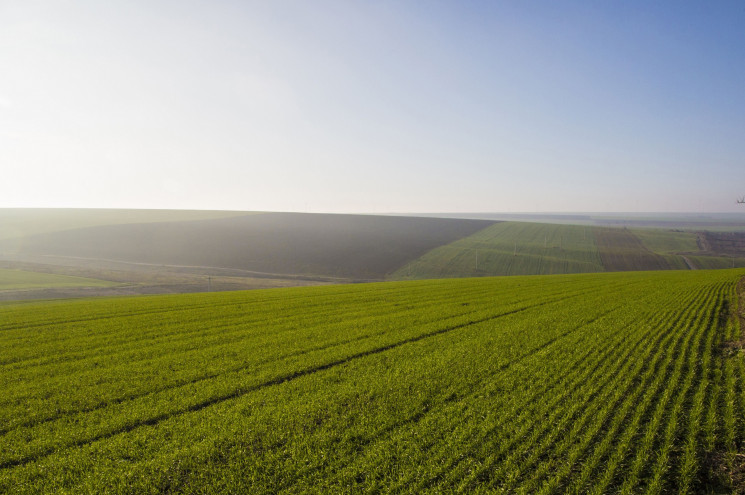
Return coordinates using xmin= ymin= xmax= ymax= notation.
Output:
xmin=687 ymin=256 xmax=745 ymax=270
xmin=393 ymin=222 xmax=603 ymax=279
xmin=631 ymin=229 xmax=699 ymax=254
xmin=394 ymin=222 xmax=745 ymax=278
xmin=2 ymin=270 xmax=745 ymax=492
xmin=0 ymin=268 xmax=117 ymax=290
xmin=3 ymin=210 xmax=745 ymax=286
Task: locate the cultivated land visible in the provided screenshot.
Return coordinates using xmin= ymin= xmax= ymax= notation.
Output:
xmin=2 ymin=269 xmax=745 ymax=493
xmin=0 ymin=208 xmax=250 ymax=242
xmin=0 ymin=212 xmax=494 ymax=280
xmin=394 ymin=222 xmax=745 ymax=279
xmin=415 ymin=212 xmax=745 ymax=230
xmin=393 ymin=222 xmax=603 ymax=278
xmin=593 ymin=228 xmax=676 ymax=271
xmin=2 ymin=209 xmax=744 ymax=298
xmin=0 ymin=268 xmax=117 ymax=291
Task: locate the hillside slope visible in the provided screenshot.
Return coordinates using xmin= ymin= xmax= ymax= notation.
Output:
xmin=394 ymin=222 xmax=745 ymax=279
xmin=393 ymin=222 xmax=603 ymax=279
xmin=1 ymin=213 xmax=495 ymax=279
xmin=0 ymin=208 xmax=250 ymax=241
xmin=594 ymin=228 xmax=675 ymax=271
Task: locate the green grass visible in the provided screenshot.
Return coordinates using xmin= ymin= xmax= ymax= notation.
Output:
xmin=392 ymin=222 xmax=603 ymax=279
xmin=594 ymin=227 xmax=674 ymax=271
xmin=630 ymin=229 xmax=703 ymax=270
xmin=394 ymin=222 xmax=745 ymax=276
xmin=631 ymin=229 xmax=700 ymax=253
xmin=687 ymin=256 xmax=745 ymax=270
xmin=1 ymin=269 xmax=744 ymax=492
xmin=0 ymin=268 xmax=117 ymax=290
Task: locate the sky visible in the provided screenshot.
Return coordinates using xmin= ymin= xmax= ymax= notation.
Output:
xmin=1 ymin=1 xmax=744 ymax=213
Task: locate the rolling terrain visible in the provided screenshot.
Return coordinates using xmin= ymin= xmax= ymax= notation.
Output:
xmin=2 ymin=209 xmax=745 ymax=298
xmin=394 ymin=222 xmax=745 ymax=280
xmin=1 ymin=270 xmax=744 ymax=492
xmin=411 ymin=212 xmax=745 ymax=230
xmin=393 ymin=222 xmax=603 ymax=278
xmin=0 ymin=268 xmax=117 ymax=291
xmin=0 ymin=209 xmax=250 ymax=245
xmin=593 ymin=228 xmax=676 ymax=271
xmin=0 ymin=212 xmax=494 ymax=280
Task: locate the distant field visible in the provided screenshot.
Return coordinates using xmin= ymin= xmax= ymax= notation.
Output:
xmin=631 ymin=228 xmax=699 ymax=254
xmin=594 ymin=228 xmax=675 ymax=271
xmin=410 ymin=212 xmax=745 ymax=230
xmin=1 ymin=213 xmax=494 ymax=280
xmin=395 ymin=222 xmax=745 ymax=278
xmin=0 ymin=208 xmax=251 ymax=241
xmin=1 ymin=270 xmax=744 ymax=492
xmin=686 ymin=256 xmax=745 ymax=270
xmin=0 ymin=268 xmax=117 ymax=290
xmin=3 ymin=209 xmax=745 ymax=288
xmin=393 ymin=222 xmax=603 ymax=279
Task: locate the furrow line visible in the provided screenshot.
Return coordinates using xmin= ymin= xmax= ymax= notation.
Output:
xmin=402 ymin=300 xmax=653 ymax=491
xmin=450 ymin=297 xmax=680 ymax=490
xmin=575 ymin=284 xmax=724 ymax=494
xmin=0 ymin=289 xmax=595 ymax=434
xmin=636 ymin=285 xmax=724 ymax=494
xmin=0 ymin=301 xmax=552 ymax=470
xmin=492 ymin=284 xmax=715 ymax=492
xmin=310 ymin=303 xmax=625 ymax=488
xmin=0 ymin=281 xmax=593 ymax=368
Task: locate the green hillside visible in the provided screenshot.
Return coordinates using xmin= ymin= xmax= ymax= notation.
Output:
xmin=2 ymin=270 xmax=744 ymax=492
xmin=594 ymin=228 xmax=675 ymax=271
xmin=394 ymin=222 xmax=745 ymax=279
xmin=393 ymin=222 xmax=603 ymax=279
xmin=3 ymin=210 xmax=744 ymax=289
xmin=631 ymin=228 xmax=699 ymax=253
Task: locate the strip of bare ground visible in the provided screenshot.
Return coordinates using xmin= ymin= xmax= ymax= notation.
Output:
xmin=681 ymin=255 xmax=698 ymax=270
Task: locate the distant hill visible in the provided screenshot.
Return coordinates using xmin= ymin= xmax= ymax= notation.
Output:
xmin=2 ymin=210 xmax=744 ymax=292
xmin=392 ymin=222 xmax=604 ymax=278
xmin=0 ymin=208 xmax=250 ymax=241
xmin=402 ymin=212 xmax=745 ymax=230
xmin=0 ymin=212 xmax=495 ymax=280
xmin=393 ymin=222 xmax=745 ymax=279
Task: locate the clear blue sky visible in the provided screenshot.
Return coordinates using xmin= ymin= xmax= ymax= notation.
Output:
xmin=2 ymin=1 xmax=744 ymax=213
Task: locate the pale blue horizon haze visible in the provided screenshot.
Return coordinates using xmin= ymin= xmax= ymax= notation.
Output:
xmin=1 ymin=1 xmax=744 ymax=213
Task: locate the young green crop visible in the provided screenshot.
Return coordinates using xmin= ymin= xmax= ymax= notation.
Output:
xmin=392 ymin=222 xmax=604 ymax=279
xmin=0 ymin=268 xmax=117 ymax=290
xmin=1 ymin=270 xmax=744 ymax=493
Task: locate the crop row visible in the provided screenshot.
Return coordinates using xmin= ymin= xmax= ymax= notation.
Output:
xmin=0 ymin=269 xmax=743 ymax=492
